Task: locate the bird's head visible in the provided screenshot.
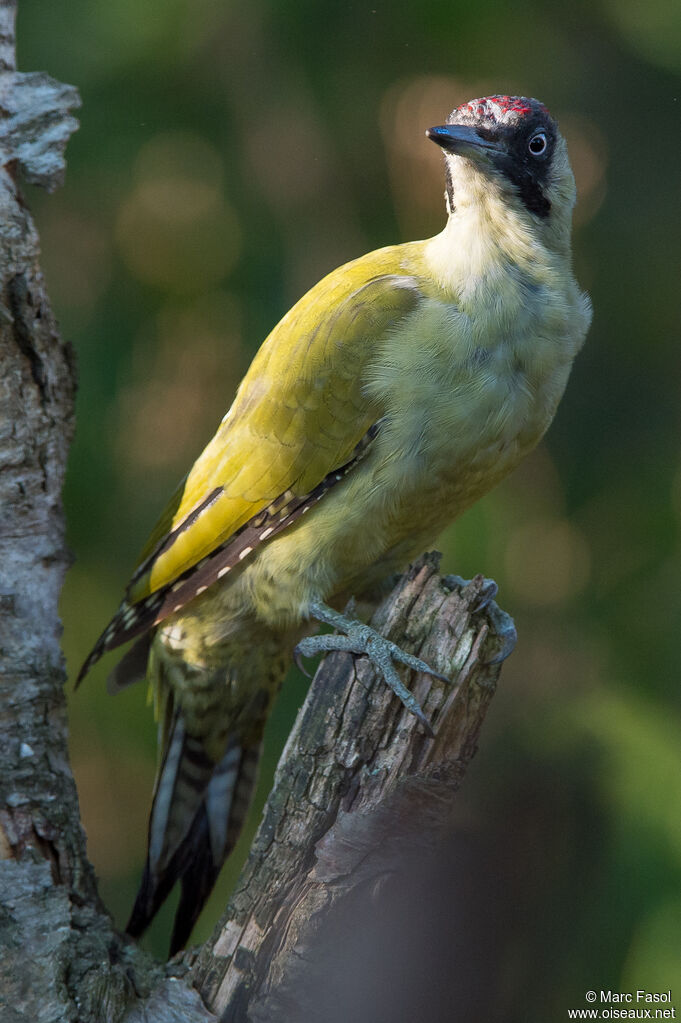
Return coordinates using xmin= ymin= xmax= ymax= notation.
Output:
xmin=427 ymin=95 xmax=576 ymax=244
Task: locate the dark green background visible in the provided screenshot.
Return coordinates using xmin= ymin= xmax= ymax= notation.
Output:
xmin=19 ymin=0 xmax=681 ymax=1018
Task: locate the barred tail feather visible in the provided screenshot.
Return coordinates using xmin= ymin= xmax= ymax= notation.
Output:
xmin=126 ymin=713 xmax=214 ymax=939
xmin=126 ymin=718 xmax=263 ymax=953
xmin=170 ymin=740 xmax=262 ymax=955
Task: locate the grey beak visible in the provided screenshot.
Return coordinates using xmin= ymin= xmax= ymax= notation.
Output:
xmin=426 ymin=124 xmax=499 ymax=159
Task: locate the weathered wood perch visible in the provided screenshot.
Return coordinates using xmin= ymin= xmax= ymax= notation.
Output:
xmin=185 ymin=555 xmax=512 ymax=1021
xmin=0 ymin=6 xmax=515 ymax=1019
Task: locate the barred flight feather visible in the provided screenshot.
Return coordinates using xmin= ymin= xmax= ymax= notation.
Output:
xmin=76 ymin=422 xmax=380 ymax=684
xmin=129 ymin=486 xmax=224 ymax=589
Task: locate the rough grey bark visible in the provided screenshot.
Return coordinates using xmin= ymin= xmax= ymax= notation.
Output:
xmin=0 ymin=6 xmax=189 ymax=1022
xmin=0 ymin=7 xmax=514 ymax=1021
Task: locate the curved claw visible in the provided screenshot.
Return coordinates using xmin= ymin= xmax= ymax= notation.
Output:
xmin=444 ymin=574 xmax=499 ymax=614
xmin=484 ymin=604 xmax=518 ymax=664
xmin=473 ymin=578 xmax=498 ymax=614
xmin=293 ymin=644 xmax=313 ymax=678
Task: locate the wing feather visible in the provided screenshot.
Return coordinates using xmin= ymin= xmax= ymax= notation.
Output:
xmin=78 ymin=247 xmax=425 ymax=680
xmin=131 ymin=259 xmax=422 ymax=601
xmin=77 ymin=423 xmax=380 ymax=681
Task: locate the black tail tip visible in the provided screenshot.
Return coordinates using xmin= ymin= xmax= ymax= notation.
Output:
xmin=125 ymin=861 xmax=175 ymax=943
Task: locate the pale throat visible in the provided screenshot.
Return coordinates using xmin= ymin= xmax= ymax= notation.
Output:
xmin=425 ymin=160 xmax=553 ymax=301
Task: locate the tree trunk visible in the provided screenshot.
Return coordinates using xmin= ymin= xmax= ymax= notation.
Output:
xmin=0 ymin=6 xmax=174 ymax=1021
xmin=0 ymin=6 xmax=514 ymax=1020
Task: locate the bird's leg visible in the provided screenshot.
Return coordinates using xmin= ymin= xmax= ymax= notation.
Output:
xmin=295 ymin=599 xmax=452 ymax=735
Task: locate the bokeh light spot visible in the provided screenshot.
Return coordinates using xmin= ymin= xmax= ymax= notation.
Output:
xmin=116 ymin=131 xmax=241 ymax=292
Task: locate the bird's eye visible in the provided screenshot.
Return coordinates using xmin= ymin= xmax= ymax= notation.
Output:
xmin=528 ymin=131 xmax=548 ymax=156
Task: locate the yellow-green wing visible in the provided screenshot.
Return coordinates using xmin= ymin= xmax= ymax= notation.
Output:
xmin=128 ymin=244 xmax=423 ymax=603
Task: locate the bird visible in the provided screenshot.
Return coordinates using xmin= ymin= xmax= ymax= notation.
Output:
xmin=78 ymin=94 xmax=592 ymax=955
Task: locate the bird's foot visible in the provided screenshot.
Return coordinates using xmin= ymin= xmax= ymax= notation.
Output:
xmin=485 ymin=603 xmax=517 ymax=663
xmin=444 ymin=574 xmax=517 ymax=663
xmin=295 ymin=599 xmax=451 ymax=736
xmin=444 ymin=573 xmax=498 ymax=612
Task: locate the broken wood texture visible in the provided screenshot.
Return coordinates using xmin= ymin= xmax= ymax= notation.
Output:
xmin=189 ymin=555 xmax=512 ymax=1022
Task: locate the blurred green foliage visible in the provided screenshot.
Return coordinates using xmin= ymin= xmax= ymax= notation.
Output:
xmin=17 ymin=0 xmax=681 ymax=1017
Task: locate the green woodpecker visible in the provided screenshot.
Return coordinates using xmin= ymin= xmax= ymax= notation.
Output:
xmin=79 ymin=94 xmax=591 ymax=953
